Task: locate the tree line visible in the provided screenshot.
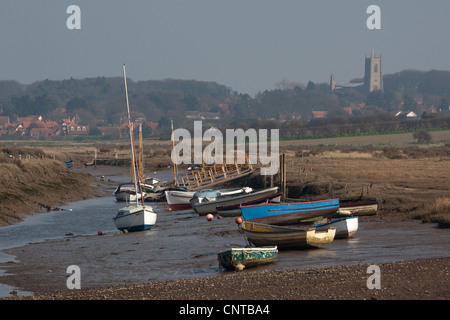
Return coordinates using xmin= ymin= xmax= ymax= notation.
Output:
xmin=0 ymin=69 xmax=449 ymax=139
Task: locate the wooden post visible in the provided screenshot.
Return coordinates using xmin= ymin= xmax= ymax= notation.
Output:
xmin=279 ymin=153 xmax=286 ymax=201
xmin=283 ymin=153 xmax=286 ymax=200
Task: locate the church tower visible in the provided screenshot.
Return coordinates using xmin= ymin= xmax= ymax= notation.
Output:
xmin=364 ymin=54 xmax=383 ymax=92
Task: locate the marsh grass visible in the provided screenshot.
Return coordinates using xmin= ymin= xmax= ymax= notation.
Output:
xmin=416 ymin=197 xmax=450 ymax=228
xmin=428 ymin=197 xmax=450 ymax=228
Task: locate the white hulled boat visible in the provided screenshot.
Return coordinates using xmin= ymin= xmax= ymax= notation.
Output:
xmin=113 ymin=65 xmax=157 ymax=232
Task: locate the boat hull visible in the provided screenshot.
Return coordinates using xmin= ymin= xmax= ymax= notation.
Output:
xmin=193 ymin=187 xmax=279 ymax=215
xmin=314 ymin=216 xmax=358 ymax=239
xmin=241 ymin=221 xmax=336 ymax=250
xmin=216 ymin=192 xmax=282 ymax=217
xmin=114 ymin=191 xmax=145 ymax=202
xmin=217 ymin=246 xmax=278 ymax=271
xmin=165 ymin=187 xmax=251 ymax=211
xmin=241 ymin=198 xmax=339 ymax=225
xmin=337 ymin=198 xmax=379 ymax=216
xmin=165 ymin=190 xmax=196 ymax=210
xmin=114 ymin=183 xmax=146 ymax=202
xmin=113 ymin=205 xmax=157 ymax=232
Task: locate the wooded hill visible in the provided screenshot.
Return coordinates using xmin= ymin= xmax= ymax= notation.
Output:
xmin=0 ymin=69 xmax=449 ymax=139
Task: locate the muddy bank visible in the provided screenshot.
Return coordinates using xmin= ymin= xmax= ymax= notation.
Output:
xmin=0 ymin=157 xmax=97 ymax=226
xmin=4 ymin=142 xmax=450 ymax=227
xmin=0 ymin=141 xmax=176 ymax=227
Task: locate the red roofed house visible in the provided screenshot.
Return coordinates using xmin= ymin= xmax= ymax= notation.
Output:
xmin=30 ymin=127 xmax=53 ymax=138
xmin=119 ymin=121 xmax=140 ymax=137
xmin=0 ymin=116 xmax=10 ymax=128
xmin=312 ymin=111 xmax=328 ymax=118
xmin=61 ymin=118 xmax=89 ymax=135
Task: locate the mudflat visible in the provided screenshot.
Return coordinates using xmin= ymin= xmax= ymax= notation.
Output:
xmin=0 ymin=139 xmax=449 ymax=301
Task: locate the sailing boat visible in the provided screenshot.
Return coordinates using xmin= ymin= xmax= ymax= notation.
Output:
xmin=113 ymin=65 xmax=157 ymax=232
xmin=113 ymin=122 xmax=147 ymax=202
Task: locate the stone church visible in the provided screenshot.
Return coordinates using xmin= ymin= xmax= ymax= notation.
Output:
xmin=330 ymin=54 xmax=383 ymax=93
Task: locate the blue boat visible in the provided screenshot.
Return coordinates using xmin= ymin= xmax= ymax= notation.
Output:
xmin=64 ymin=160 xmax=74 ymax=168
xmin=241 ymin=198 xmax=340 ymax=226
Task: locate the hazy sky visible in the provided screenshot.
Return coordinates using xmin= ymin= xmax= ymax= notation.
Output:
xmin=0 ymin=1 xmax=449 ymax=96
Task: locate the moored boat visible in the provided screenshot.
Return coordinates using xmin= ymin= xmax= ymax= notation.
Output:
xmin=217 ymin=246 xmax=278 ymax=271
xmin=113 ymin=204 xmax=157 ymax=232
xmin=314 ymin=216 xmax=358 ymax=239
xmin=337 ymin=198 xmax=379 ymax=216
xmin=192 ymin=187 xmax=279 ymax=215
xmin=165 ymin=187 xmax=253 ymax=211
xmin=240 ymin=221 xmax=336 ymax=250
xmin=112 ymin=65 xmax=157 ymax=233
xmin=64 ymin=160 xmax=74 ymax=168
xmin=113 ymin=182 xmax=146 ymax=202
xmin=192 ymin=187 xmax=253 ymax=204
xmin=216 ymin=192 xmax=283 ymax=217
xmin=165 ymin=188 xmax=195 ymax=211
xmin=241 ymin=198 xmax=339 ymax=225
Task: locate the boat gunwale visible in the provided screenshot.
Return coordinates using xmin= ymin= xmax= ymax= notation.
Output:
xmin=194 ymin=187 xmax=279 ymax=208
xmin=240 ymin=198 xmax=339 ymax=209
xmin=113 ymin=205 xmax=155 ymax=221
xmin=217 ymin=191 xmax=283 ymax=211
xmin=314 ymin=215 xmax=358 ymax=228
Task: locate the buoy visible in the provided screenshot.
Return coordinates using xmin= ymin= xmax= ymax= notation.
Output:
xmin=97 ymin=231 xmax=103 ymax=236
xmin=235 ymin=217 xmax=243 ymax=225
xmin=206 ymin=214 xmax=214 ymax=221
xmin=168 ymin=207 xmax=172 ymax=212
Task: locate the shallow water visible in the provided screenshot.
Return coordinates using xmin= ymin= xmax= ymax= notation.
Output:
xmin=0 ymin=170 xmax=449 ymax=297
xmin=0 ymin=169 xmax=173 ymax=296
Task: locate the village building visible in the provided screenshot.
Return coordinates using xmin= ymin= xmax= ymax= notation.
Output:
xmin=185 ymin=111 xmax=220 ymax=120
xmin=61 ymin=118 xmax=89 ymax=135
xmin=312 ymin=111 xmax=328 ymax=119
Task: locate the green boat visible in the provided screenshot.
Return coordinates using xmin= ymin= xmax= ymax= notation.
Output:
xmin=217 ymin=246 xmax=278 ymax=271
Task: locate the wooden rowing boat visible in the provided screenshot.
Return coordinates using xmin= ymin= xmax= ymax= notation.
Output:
xmin=240 ymin=221 xmax=336 ymax=250
xmin=337 ymin=198 xmax=379 ymax=216
xmin=192 ymin=187 xmax=279 ymax=215
xmin=215 ymin=192 xmax=282 ymax=217
xmin=165 ymin=187 xmax=251 ymax=211
xmin=240 ymin=198 xmax=339 ymax=225
xmin=217 ymin=246 xmax=278 ymax=271
xmin=314 ymin=216 xmax=358 ymax=239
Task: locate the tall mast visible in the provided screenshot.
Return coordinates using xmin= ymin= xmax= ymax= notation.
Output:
xmin=171 ymin=118 xmax=178 ymax=185
xmin=122 ymin=64 xmax=139 ymax=205
xmin=139 ymin=122 xmax=144 ymax=179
